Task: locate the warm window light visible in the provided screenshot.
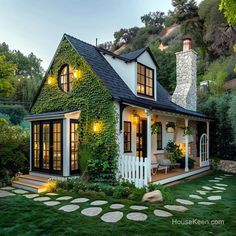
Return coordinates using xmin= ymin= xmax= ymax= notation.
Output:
xmin=73 ymin=69 xmax=83 ymax=79
xmin=132 ymin=110 xmax=140 ymax=125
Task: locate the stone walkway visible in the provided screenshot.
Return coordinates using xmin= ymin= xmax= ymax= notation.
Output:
xmin=0 ymin=173 xmax=231 ymax=223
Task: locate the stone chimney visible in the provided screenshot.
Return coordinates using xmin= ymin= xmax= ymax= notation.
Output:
xmin=172 ymin=38 xmax=197 ymax=111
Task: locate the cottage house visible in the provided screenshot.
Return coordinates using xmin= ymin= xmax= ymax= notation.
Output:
xmin=13 ymin=34 xmax=211 ymax=192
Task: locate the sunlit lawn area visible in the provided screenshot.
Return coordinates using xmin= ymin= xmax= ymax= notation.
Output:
xmin=0 ymin=172 xmax=235 ymax=236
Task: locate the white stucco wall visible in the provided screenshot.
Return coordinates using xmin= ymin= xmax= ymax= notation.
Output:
xmin=102 ymin=51 xmax=157 ymax=100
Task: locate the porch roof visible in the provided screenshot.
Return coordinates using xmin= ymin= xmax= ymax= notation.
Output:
xmin=25 ymin=110 xmax=80 ymax=121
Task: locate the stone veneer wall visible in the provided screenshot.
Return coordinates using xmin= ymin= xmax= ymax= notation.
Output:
xmin=174 ymin=118 xmax=198 ymax=161
xmin=212 ymin=160 xmax=236 ymax=173
xmin=172 ymin=49 xmax=197 ymax=111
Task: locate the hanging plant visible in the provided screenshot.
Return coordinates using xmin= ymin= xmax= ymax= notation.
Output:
xmin=183 ymin=126 xmax=193 ymax=136
xmin=151 ymin=122 xmax=159 ymax=134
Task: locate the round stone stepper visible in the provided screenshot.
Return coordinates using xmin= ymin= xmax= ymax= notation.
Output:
xmin=56 ymin=196 xmax=73 ymax=201
xmin=12 ymin=189 xmax=29 ymax=194
xmin=44 ymin=201 xmax=61 ymax=206
xmin=198 ymin=202 xmax=216 ymax=205
xmin=59 ymin=204 xmax=80 ymax=212
xmin=90 ymin=200 xmax=108 ymax=206
xmin=189 ymin=194 xmax=202 ymax=200
xmin=164 ymin=205 xmax=188 ymax=212
xmin=176 ymin=199 xmax=194 ymax=205
xmin=126 ymin=212 xmax=148 ymax=221
xmin=24 ymin=194 xmax=39 ymax=199
xmin=202 ymin=186 xmax=213 ymax=190
xmin=71 ymin=198 xmax=89 ymax=204
xmin=110 ymin=204 xmax=125 ymax=209
xmin=129 ymin=205 xmax=148 ymax=210
xmin=34 ymin=197 xmax=51 ymax=202
xmin=154 ymin=209 xmax=173 ymax=217
xmin=207 ymin=196 xmax=222 ymax=201
xmin=101 ymin=211 xmax=123 ymax=223
xmin=81 ymin=207 xmax=102 ymax=217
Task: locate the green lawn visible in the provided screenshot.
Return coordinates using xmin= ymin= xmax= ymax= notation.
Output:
xmin=0 ymin=172 xmax=235 ymax=236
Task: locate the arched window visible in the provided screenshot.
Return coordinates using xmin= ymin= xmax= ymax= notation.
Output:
xmin=58 ymin=64 xmax=73 ymax=93
xmin=156 ymin=122 xmax=162 ymax=150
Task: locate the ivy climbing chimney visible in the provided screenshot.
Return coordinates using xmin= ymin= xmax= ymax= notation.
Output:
xmin=172 ymin=37 xmax=197 ymax=111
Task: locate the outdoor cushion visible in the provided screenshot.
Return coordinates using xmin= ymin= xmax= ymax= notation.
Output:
xmin=157 ymin=159 xmax=171 ymax=167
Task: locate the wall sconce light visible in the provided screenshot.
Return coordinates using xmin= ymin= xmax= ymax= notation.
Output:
xmin=132 ymin=110 xmax=140 ymax=125
xmin=73 ymin=68 xmax=83 ymax=79
xmin=47 ymin=76 xmax=55 ymax=85
xmin=93 ymin=120 xmax=102 ymax=133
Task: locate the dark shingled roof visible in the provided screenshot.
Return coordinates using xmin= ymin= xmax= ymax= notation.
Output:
xmin=30 ymin=33 xmax=208 ymax=119
xmin=121 ymin=48 xmax=146 ymax=60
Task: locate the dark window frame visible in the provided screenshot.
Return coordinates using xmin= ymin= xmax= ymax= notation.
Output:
xmin=137 ymin=62 xmax=154 ymax=98
xmin=124 ymin=121 xmax=132 ymax=153
xmin=70 ymin=119 xmax=80 ymax=175
xmin=58 ymin=64 xmax=73 ymax=93
xmin=156 ymin=122 xmax=163 ymax=150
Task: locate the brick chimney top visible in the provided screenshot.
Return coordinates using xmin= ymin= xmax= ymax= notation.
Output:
xmin=183 ymin=38 xmax=192 ymax=51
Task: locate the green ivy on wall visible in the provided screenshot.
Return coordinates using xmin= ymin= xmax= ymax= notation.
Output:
xmin=31 ymin=39 xmax=118 ymax=183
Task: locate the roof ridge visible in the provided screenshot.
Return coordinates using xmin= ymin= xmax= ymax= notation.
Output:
xmin=64 ymin=33 xmax=97 ymax=49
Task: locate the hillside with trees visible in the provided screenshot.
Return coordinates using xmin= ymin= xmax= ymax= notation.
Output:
xmin=100 ymin=0 xmax=236 ymax=160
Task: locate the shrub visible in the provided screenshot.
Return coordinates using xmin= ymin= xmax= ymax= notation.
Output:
xmin=0 ymin=121 xmax=29 ymax=180
xmin=0 ymin=105 xmax=27 ymax=125
xmin=46 ymin=180 xmax=59 ymax=192
xmin=165 ymin=141 xmax=183 ymax=163
xmin=113 ymin=186 xmax=131 ymax=199
xmin=128 ymin=187 xmax=147 ymax=201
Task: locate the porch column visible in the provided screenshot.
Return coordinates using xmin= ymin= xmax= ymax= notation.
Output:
xmin=185 ymin=118 xmax=189 ymax=172
xmin=29 ymin=122 xmax=32 ymax=172
xmin=206 ymin=121 xmax=210 ymax=164
xmin=145 ymin=109 xmax=152 ymax=181
xmin=63 ymin=118 xmax=70 ymax=177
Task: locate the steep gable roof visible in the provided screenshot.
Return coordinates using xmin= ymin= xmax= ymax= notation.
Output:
xmin=30 ymin=34 xmax=208 ymax=119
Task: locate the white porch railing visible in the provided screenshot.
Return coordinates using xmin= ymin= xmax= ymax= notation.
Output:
xmin=118 ymin=155 xmax=148 ymax=188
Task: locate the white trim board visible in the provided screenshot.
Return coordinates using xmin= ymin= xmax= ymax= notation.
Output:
xmin=152 ymin=166 xmax=210 ymax=185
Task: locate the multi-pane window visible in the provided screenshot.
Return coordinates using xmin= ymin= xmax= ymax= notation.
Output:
xmin=59 ymin=64 xmax=74 ymax=93
xmin=137 ymin=63 xmax=154 ymax=97
xmin=33 ymin=123 xmax=40 ymax=168
xmin=70 ymin=120 xmax=79 ymax=172
xmin=53 ymin=122 xmax=62 ymax=171
xmin=42 ymin=123 xmax=50 ymax=169
xmin=124 ymin=121 xmax=132 ymax=153
xmin=156 ymin=122 xmax=162 ymax=150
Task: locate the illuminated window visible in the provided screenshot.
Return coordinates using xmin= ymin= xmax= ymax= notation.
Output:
xmin=156 ymin=122 xmax=162 ymax=150
xmin=70 ymin=120 xmax=79 ymax=173
xmin=137 ymin=63 xmax=154 ymax=98
xmin=58 ymin=64 xmax=74 ymax=93
xmin=124 ymin=121 xmax=132 ymax=152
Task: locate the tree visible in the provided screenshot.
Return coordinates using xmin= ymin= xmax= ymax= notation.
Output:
xmin=0 ymin=55 xmax=15 ymax=97
xmin=219 ymin=0 xmax=236 ymax=26
xmin=114 ymin=27 xmax=139 ymax=46
xmin=141 ymin=11 xmax=165 ymax=34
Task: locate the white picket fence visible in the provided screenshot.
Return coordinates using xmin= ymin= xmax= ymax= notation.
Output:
xmin=118 ymin=155 xmax=148 ymax=188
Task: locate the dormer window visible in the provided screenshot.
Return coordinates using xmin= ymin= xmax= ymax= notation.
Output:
xmin=58 ymin=64 xmax=74 ymax=93
xmin=137 ymin=63 xmax=154 ymax=98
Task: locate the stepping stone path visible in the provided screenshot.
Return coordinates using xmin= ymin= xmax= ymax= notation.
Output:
xmin=164 ymin=205 xmax=188 ymax=212
xmin=212 ymin=190 xmax=223 ymax=193
xmin=59 ymin=204 xmax=79 ymax=212
xmin=189 ymin=195 xmax=202 ymax=200
xmin=215 ymin=177 xmax=223 ymax=180
xmin=46 ymin=193 xmax=58 ymax=196
xmin=198 ymin=202 xmax=216 ymax=205
xmin=208 ymin=196 xmax=222 ymax=201
xmin=154 ymin=209 xmax=173 ymax=217
xmin=212 ymin=186 xmax=226 ymax=190
xmin=110 ymin=204 xmax=124 ymax=209
xmin=24 ymin=194 xmax=39 ymax=199
xmin=90 ymin=200 xmax=108 ymax=206
xmin=224 ymin=174 xmax=233 ymax=177
xmin=209 ymin=180 xmax=220 ymax=183
xmin=127 ymin=212 xmax=148 ymax=221
xmin=215 ymin=184 xmax=228 ymax=187
xmin=101 ymin=211 xmax=123 ymax=223
xmin=44 ymin=201 xmax=61 ymax=206
xmin=1 ymin=187 xmax=15 ymax=190
xmin=56 ymin=196 xmax=73 ymax=201
xmin=202 ymin=186 xmax=213 ymax=190
xmin=81 ymin=207 xmax=102 ymax=217
xmin=12 ymin=189 xmax=29 ymax=194
xmin=176 ymin=199 xmax=194 ymax=205
xmin=130 ymin=205 xmax=148 ymax=210
xmin=196 ymin=190 xmax=209 ymax=195
xmin=34 ymin=197 xmax=51 ymax=202
xmin=71 ymin=198 xmax=89 ymax=203
xmin=0 ymin=190 xmax=15 ymax=197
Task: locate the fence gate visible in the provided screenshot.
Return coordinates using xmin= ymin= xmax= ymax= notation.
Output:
xmin=200 ymin=133 xmax=209 ymax=167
